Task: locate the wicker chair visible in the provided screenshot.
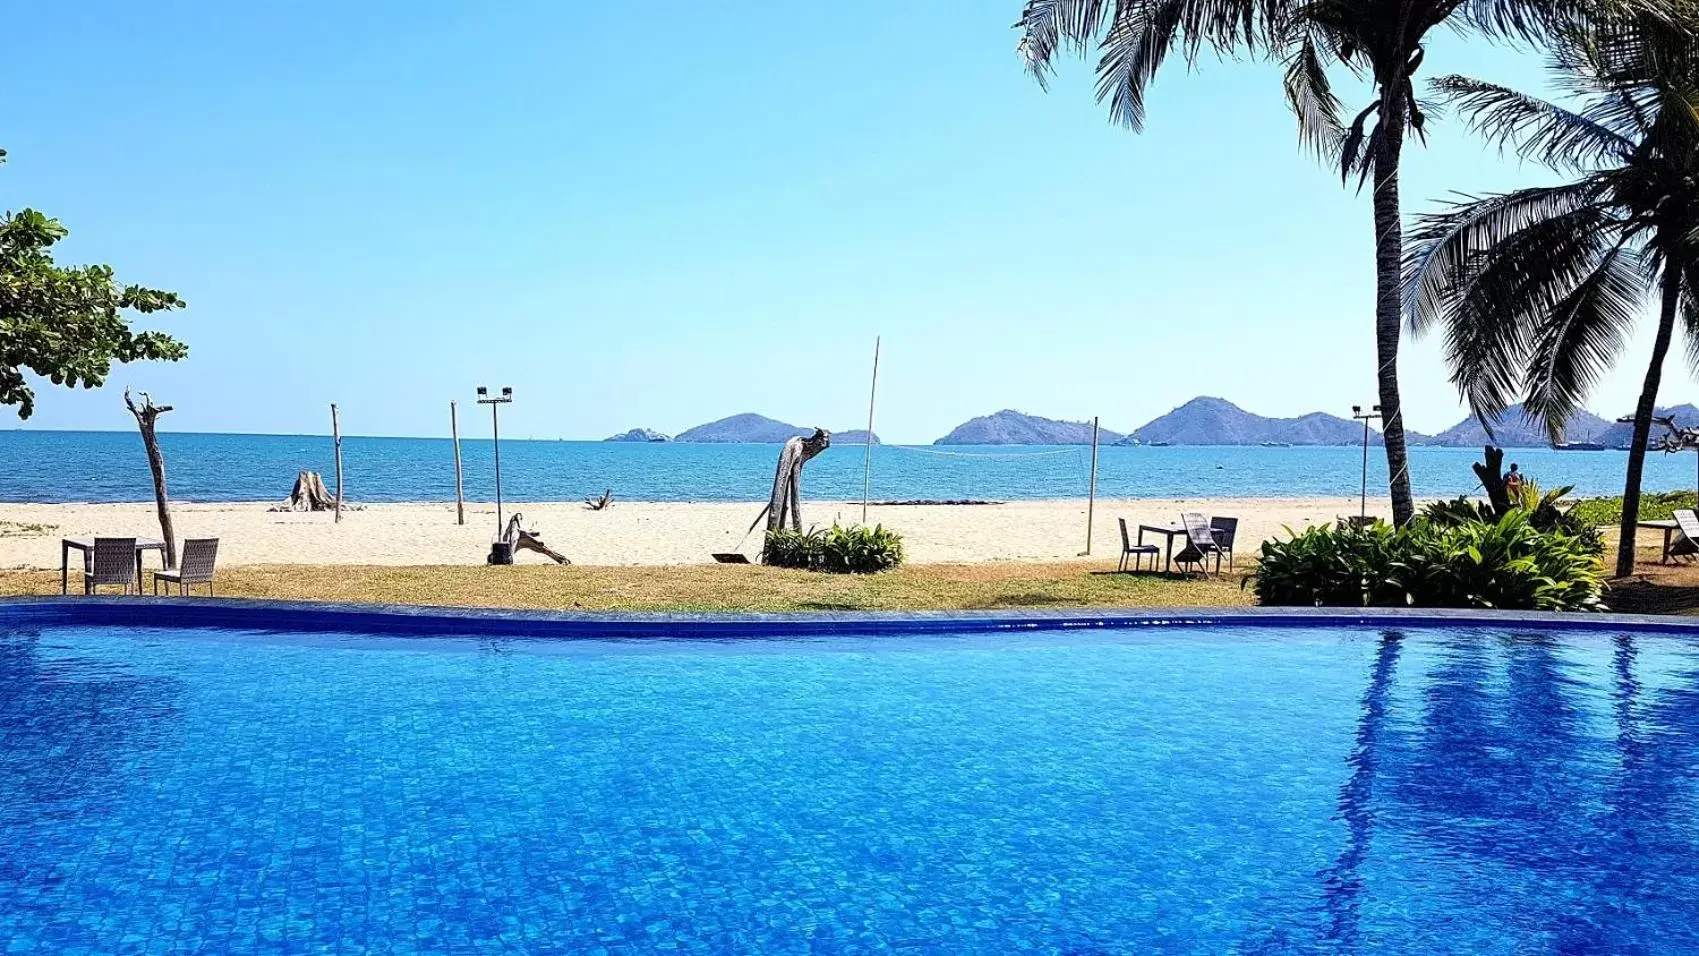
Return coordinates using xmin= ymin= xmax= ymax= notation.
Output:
xmin=153 ymin=538 xmax=220 ymax=596
xmin=84 ymin=538 xmax=138 ymax=595
xmin=1209 ymin=516 xmax=1240 ymax=571
xmin=1118 ymin=518 xmax=1161 ymax=572
xmin=1174 ymin=513 xmax=1225 ymax=576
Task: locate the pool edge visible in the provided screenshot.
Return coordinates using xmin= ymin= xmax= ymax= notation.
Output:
xmin=4 ymin=596 xmax=1699 ymax=638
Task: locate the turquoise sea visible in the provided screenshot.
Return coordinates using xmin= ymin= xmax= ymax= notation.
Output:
xmin=3 ymin=430 xmax=1698 ymax=504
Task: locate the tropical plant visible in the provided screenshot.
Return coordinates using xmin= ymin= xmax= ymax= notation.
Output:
xmin=1422 ymin=479 xmax=1605 ymax=553
xmin=1254 ymin=512 xmax=1607 ymax=610
xmin=1403 ymin=11 xmax=1699 ymax=577
xmin=761 ymin=524 xmax=906 ymax=573
xmin=0 ymin=150 xmax=186 ymax=419
xmin=1015 ymin=0 xmax=1603 ymax=526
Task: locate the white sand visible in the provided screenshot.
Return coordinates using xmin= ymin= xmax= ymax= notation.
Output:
xmin=0 ymin=497 xmax=1389 ymax=569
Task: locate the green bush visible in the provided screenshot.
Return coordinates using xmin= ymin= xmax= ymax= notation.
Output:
xmin=1253 ymin=511 xmax=1606 ymax=611
xmin=761 ymin=524 xmax=905 ymax=573
xmin=761 ymin=527 xmax=825 ymax=570
xmin=1570 ymin=489 xmax=1696 ymax=527
xmin=1422 ymin=481 xmax=1603 ymax=556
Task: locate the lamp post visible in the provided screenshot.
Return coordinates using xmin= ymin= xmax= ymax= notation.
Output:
xmin=1352 ymin=405 xmax=1382 ymax=521
xmin=477 ymin=386 xmax=513 ymax=546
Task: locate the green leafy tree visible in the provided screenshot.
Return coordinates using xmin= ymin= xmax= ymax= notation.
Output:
xmin=0 ymin=149 xmax=186 ymax=419
xmin=1015 ymin=0 xmax=1605 ymax=526
xmin=1403 ymin=12 xmax=1699 ymax=577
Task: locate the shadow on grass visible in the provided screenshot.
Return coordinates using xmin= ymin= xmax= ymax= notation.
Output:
xmin=1603 ymin=577 xmax=1699 ymax=615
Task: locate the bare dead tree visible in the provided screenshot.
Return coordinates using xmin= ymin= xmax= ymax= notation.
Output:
xmin=766 ymin=429 xmax=831 ymax=532
xmin=1471 ymin=446 xmax=1510 ymax=517
xmin=497 ymin=512 xmax=569 ymax=564
xmin=123 ymin=387 xmax=177 ymax=569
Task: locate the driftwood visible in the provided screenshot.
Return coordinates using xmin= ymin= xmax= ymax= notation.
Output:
xmin=760 ymin=429 xmax=831 ymax=532
xmin=270 ymin=471 xmax=360 ymax=513
xmin=496 ymin=512 xmax=569 ymax=564
xmin=124 ymin=388 xmax=177 ymax=570
xmin=584 ymin=489 xmax=614 ymax=511
xmin=1471 ymin=446 xmax=1511 ymax=517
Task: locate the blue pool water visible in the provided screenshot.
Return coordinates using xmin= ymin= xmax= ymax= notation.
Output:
xmin=3 ymin=621 xmax=1699 ymax=953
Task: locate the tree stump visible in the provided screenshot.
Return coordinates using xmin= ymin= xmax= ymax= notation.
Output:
xmin=496 ymin=512 xmax=569 ymax=564
xmin=1471 ymin=446 xmax=1510 ymax=518
xmin=271 ymin=471 xmax=345 ymax=512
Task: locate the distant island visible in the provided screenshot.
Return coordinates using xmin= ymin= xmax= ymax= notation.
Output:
xmin=672 ymin=413 xmax=877 ymax=444
xmin=1422 ymin=402 xmax=1699 ymax=448
xmin=1125 ymin=397 xmax=1427 ymax=446
xmin=934 ymin=410 xmax=1120 ymax=445
xmin=604 ymin=428 xmax=671 ymax=442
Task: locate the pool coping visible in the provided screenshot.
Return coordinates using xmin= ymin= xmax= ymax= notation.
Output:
xmin=5 ymin=596 xmax=1699 ymax=638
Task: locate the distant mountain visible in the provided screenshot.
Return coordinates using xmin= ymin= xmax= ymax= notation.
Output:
xmin=1127 ymin=396 xmax=1413 ymax=446
xmin=603 ymin=428 xmax=671 ymax=442
xmin=1424 ymin=403 xmax=1614 ymax=448
xmin=675 ymin=413 xmax=815 ymax=443
xmin=1596 ymin=403 xmax=1699 ymax=448
xmin=835 ymin=430 xmax=880 ymax=445
xmin=934 ymin=410 xmax=1123 ymax=445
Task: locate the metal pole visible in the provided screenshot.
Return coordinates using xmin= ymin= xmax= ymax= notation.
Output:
xmin=1361 ymin=416 xmax=1370 ymax=521
xmin=491 ymin=402 xmax=504 ymax=537
xmin=450 ymin=401 xmax=465 ymax=525
xmin=330 ymin=403 xmax=343 ymax=524
xmin=1084 ymin=416 xmax=1100 ymax=555
xmin=861 ymin=336 xmax=880 ymax=525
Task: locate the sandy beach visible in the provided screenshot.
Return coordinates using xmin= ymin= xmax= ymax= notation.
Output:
xmin=0 ymin=497 xmax=1388 ymax=569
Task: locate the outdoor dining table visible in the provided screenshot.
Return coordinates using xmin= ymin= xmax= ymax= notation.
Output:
xmin=1137 ymin=523 xmax=1188 ymax=574
xmin=1637 ymin=519 xmax=1683 ymax=564
xmin=60 ymin=537 xmax=166 ymax=595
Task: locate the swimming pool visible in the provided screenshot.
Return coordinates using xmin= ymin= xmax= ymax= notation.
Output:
xmin=3 ymin=602 xmax=1697 ymax=953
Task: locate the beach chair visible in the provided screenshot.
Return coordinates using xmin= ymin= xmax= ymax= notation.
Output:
xmin=1670 ymin=510 xmax=1699 ymax=562
xmin=83 ymin=537 xmax=138 ymax=595
xmin=153 ymin=538 xmax=220 ymax=595
xmin=1209 ymin=516 xmax=1239 ymax=571
xmin=1175 ymin=512 xmax=1225 ymax=576
xmin=1118 ymin=518 xmax=1161 ymax=572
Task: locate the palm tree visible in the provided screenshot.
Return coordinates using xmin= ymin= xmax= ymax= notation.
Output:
xmin=1403 ymin=13 xmax=1699 ymax=577
xmin=1016 ymin=0 xmax=1602 ymax=526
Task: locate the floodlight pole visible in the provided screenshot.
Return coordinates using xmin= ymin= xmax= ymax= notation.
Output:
xmin=477 ymin=386 xmax=514 ymax=538
xmin=1352 ymin=405 xmax=1382 ymax=521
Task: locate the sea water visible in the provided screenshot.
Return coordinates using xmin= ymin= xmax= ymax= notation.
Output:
xmin=2 ymin=429 xmax=1696 ymax=503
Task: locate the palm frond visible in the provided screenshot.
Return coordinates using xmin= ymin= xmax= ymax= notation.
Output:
xmin=1403 ymin=181 xmax=1603 ymax=335
xmin=1017 ymin=0 xmax=1114 ymax=85
xmin=1430 ymin=75 xmax=1638 ymax=171
xmin=1427 ymin=201 xmax=1623 ymax=427
xmin=1283 ymin=35 xmax=1343 ymax=159
xmin=1455 ymin=0 xmax=1592 ymax=47
xmin=1523 ymin=241 xmax=1645 ymax=442
xmin=1338 ymin=101 xmax=1379 ymax=187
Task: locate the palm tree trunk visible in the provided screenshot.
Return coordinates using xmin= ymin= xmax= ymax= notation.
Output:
xmin=1613 ymin=269 xmax=1683 ymax=577
xmin=1371 ymin=92 xmax=1415 ymax=526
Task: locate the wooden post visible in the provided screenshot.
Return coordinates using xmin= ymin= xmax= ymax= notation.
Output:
xmin=450 ymin=401 xmax=465 ymax=525
xmin=1083 ymin=416 xmax=1100 ymax=555
xmin=861 ymin=336 xmax=880 ymax=525
xmin=330 ymin=403 xmax=344 ymax=523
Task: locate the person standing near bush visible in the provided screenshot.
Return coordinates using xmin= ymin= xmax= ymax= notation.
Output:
xmin=1505 ymin=464 xmax=1524 ymax=498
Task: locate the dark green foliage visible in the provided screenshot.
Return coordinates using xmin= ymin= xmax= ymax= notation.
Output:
xmin=1570 ymin=490 xmax=1696 ymax=527
xmin=0 ymin=151 xmax=186 ymax=419
xmin=762 ymin=524 xmax=905 ymax=574
xmin=1422 ymin=481 xmax=1604 ymax=555
xmin=1254 ymin=512 xmax=1607 ymax=611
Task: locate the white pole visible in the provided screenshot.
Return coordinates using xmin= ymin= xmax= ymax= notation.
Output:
xmin=861 ymin=336 xmax=881 ymax=525
xmin=330 ymin=403 xmax=343 ymax=524
xmin=1083 ymin=416 xmax=1100 ymax=555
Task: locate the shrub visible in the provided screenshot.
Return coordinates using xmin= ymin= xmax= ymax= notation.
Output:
xmin=761 ymin=524 xmax=904 ymax=573
xmin=1421 ymin=481 xmax=1603 ymax=556
xmin=1570 ymin=489 xmax=1696 ymax=527
xmin=1253 ymin=511 xmax=1606 ymax=611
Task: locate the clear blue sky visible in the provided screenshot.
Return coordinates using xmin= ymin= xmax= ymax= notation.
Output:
xmin=5 ymin=1 xmax=1689 ymax=442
